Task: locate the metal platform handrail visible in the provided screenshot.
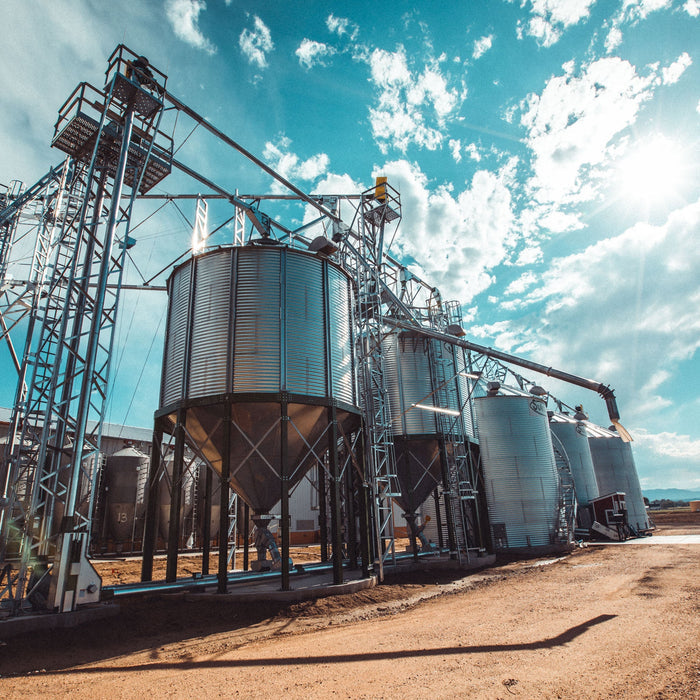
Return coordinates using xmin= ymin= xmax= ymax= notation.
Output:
xmin=53 ymin=82 xmax=174 ymax=160
xmin=106 ymin=45 xmax=167 ymax=95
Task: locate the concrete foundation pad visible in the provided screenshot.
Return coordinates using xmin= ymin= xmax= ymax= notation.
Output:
xmin=184 ymin=570 xmax=377 ymax=603
xmin=389 ymin=553 xmax=497 ymax=573
xmin=0 ymin=602 xmax=120 ymax=640
xmin=589 ymin=534 xmax=700 ymax=545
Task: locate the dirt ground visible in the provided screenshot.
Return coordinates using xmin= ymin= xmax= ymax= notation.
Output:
xmin=1 ymin=510 xmax=698 ymax=699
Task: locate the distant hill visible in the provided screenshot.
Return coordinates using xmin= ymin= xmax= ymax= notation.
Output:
xmin=643 ymin=488 xmax=700 ymax=502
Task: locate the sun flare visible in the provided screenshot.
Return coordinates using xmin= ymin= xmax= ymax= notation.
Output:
xmin=617 ymin=135 xmax=688 ymax=204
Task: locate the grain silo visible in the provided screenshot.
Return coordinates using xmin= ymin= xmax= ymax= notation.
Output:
xmin=103 ymin=445 xmax=149 ymax=549
xmin=475 ymin=389 xmax=561 ymax=551
xmin=549 ymin=412 xmax=599 ymax=516
xmin=588 ymin=425 xmax=651 ymax=534
xmin=383 ymin=330 xmax=480 ymax=554
xmin=145 ymin=242 xmax=365 ymax=582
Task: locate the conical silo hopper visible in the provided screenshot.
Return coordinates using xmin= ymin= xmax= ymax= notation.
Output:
xmin=155 ymin=243 xmax=361 ymax=537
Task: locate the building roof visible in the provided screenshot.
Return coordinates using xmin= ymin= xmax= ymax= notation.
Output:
xmin=0 ymin=406 xmax=153 ymax=442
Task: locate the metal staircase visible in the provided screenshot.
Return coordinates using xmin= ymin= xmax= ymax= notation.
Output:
xmin=425 ymin=296 xmax=484 ymax=564
xmin=551 ymin=434 xmax=577 ymax=544
xmin=349 ymin=182 xmax=402 ymax=578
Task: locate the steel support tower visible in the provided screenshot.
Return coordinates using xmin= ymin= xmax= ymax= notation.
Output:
xmin=0 ymin=46 xmax=172 ymax=613
xmin=346 ymin=183 xmax=402 ymax=577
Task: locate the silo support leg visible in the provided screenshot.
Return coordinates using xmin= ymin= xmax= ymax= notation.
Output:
xmin=318 ymin=462 xmax=328 ymax=562
xmin=141 ymin=425 xmax=163 ymax=582
xmin=357 ymin=429 xmax=372 ymax=579
xmin=243 ymin=502 xmax=250 ymax=571
xmin=217 ymin=404 xmax=231 ymax=594
xmin=345 ymin=452 xmax=357 ymax=568
xmin=280 ymin=401 xmax=291 ymax=592
xmin=166 ymin=409 xmax=185 ymax=582
xmin=201 ymin=466 xmax=212 ymax=576
xmin=329 ymin=406 xmax=343 ymax=586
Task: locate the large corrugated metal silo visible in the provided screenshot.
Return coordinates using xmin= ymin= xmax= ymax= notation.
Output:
xmin=549 ymin=414 xmax=599 ymax=506
xmin=588 ymin=427 xmax=650 ymax=533
xmin=156 ymin=243 xmax=361 ymax=519
xmin=104 ymin=445 xmax=149 ymax=544
xmin=475 ymin=394 xmax=560 ymax=550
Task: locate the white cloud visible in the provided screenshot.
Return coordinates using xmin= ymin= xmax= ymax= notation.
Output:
xmin=519 ymin=57 xmax=657 ymax=211
xmin=661 ymin=52 xmax=692 ymax=85
xmin=684 ymin=0 xmax=700 ymax=16
xmin=604 ymin=26 xmax=623 ymax=53
xmin=326 ymin=14 xmax=359 ymax=40
xmin=262 ymin=137 xmax=330 ymax=193
xmin=378 ymin=159 xmax=516 ymax=302
xmin=518 ymin=0 xmax=597 ymax=47
xmin=300 ymin=171 xmax=366 ymax=225
xmin=296 ymin=39 xmax=336 ymax=69
xmin=504 ymin=271 xmax=538 ymax=296
xmin=465 ymin=143 xmax=482 ymax=162
xmin=514 ymin=245 xmax=543 ymax=266
xmin=472 ymin=34 xmax=494 ymax=60
xmin=239 ymin=15 xmax=274 ymax=69
xmin=632 ymin=428 xmax=700 ymax=460
xmin=488 ymin=199 xmax=700 ymax=425
xmin=621 ymin=0 xmax=672 ymax=21
xmin=449 ymin=139 xmax=462 ymax=163
xmin=367 ymin=46 xmax=463 ymax=153
xmin=165 ymin=0 xmax=216 ymax=55
xmin=605 ymin=0 xmax=674 ymax=51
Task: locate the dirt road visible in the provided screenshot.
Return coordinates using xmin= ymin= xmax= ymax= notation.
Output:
xmin=1 ymin=518 xmax=698 ymax=698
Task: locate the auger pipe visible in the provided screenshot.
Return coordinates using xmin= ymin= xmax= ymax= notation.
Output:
xmin=162 ymin=91 xmax=621 ymax=423
xmin=383 ymin=316 xmax=622 ymax=424
xmin=170 ymin=157 xmax=292 ymax=238
xmin=164 ymin=91 xmax=340 ymax=224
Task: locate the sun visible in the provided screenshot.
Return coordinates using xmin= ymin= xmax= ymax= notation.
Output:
xmin=616 ymin=134 xmax=689 ymax=205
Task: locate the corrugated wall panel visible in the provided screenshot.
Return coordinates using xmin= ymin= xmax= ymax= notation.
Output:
xmin=188 ymin=250 xmax=233 ymax=398
xmin=384 ymin=333 xmax=436 ymax=435
xmin=327 ymin=265 xmax=355 ymax=405
xmin=233 ymin=248 xmax=281 ymax=392
xmin=285 ymin=252 xmax=326 ymax=396
xmin=475 ymin=395 xmax=559 ymax=548
xmin=454 ymin=347 xmax=477 ymax=439
xmin=161 ymin=263 xmax=191 ymax=406
xmin=161 ymin=246 xmax=357 ymax=406
xmin=589 ymin=435 xmax=650 ymax=532
xmin=550 ymin=419 xmax=598 ymax=506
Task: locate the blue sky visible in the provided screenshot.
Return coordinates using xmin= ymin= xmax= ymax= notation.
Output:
xmin=1 ymin=0 xmax=699 ymax=490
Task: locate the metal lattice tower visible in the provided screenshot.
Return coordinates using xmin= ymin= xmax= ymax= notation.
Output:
xmin=0 ymin=163 xmax=72 ymax=362
xmin=0 ymin=46 xmax=172 ymax=613
xmin=348 ymin=182 xmax=402 ymax=578
xmin=0 ymin=180 xmax=24 ymax=286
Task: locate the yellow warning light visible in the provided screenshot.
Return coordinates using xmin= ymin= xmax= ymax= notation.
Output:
xmin=374 ymin=176 xmax=387 ymax=202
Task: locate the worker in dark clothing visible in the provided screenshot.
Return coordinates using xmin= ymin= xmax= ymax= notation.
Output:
xmin=127 ymin=55 xmax=153 ymax=86
xmin=126 ymin=56 xmax=153 ymax=85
